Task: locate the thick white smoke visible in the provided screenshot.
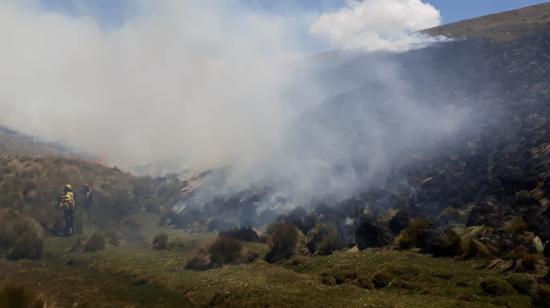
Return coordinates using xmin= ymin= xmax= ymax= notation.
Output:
xmin=0 ymin=0 xmax=465 ymax=207
xmin=0 ymin=0 xmax=296 ymax=170
xmin=311 ymin=0 xmax=442 ymax=52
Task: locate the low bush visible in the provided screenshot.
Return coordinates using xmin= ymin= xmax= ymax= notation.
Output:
xmin=397 ymin=217 xmax=432 ymax=250
xmin=152 ymin=233 xmax=169 ymax=250
xmin=306 ymin=223 xmax=343 ymax=255
xmin=186 ymin=236 xmax=254 ymax=271
xmin=355 ymin=218 xmax=392 ymax=250
xmin=208 ymin=236 xmax=244 ymax=267
xmin=0 ymin=209 xmax=44 ymax=260
xmin=264 ymin=222 xmax=299 ymax=263
xmin=480 ymin=278 xmax=515 ymax=296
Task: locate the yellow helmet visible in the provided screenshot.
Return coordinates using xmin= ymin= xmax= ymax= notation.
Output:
xmin=64 ymin=184 xmax=72 ymax=190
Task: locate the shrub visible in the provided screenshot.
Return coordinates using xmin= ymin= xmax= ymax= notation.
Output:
xmin=208 ymin=236 xmax=244 ymax=267
xmin=185 ymin=236 xmax=251 ymax=271
xmin=264 ymin=222 xmax=299 ymax=263
xmin=0 ymin=283 xmax=52 ymax=308
xmin=355 ymin=218 xmax=392 ymax=250
xmin=422 ymin=229 xmax=462 ymax=257
xmin=397 ymin=218 xmax=432 ymax=250
xmin=0 ymin=209 xmax=44 ymax=260
xmin=306 ymin=223 xmax=343 ymax=255
xmin=511 ymin=248 xmax=539 ymax=272
xmin=397 ymin=228 xmax=418 ymax=249
xmin=152 ymin=233 xmax=169 ymax=250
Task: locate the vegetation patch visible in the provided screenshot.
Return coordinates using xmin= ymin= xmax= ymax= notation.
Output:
xmin=186 ymin=236 xmax=256 ymax=271
xmin=152 ymin=233 xmax=169 ymax=250
xmin=0 ymin=282 xmax=52 ymax=308
xmin=264 ymin=222 xmax=300 ymax=263
xmin=0 ymin=209 xmax=44 ymax=260
xmin=481 ymin=278 xmax=515 ymax=296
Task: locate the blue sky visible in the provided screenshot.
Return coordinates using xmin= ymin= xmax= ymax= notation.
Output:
xmin=38 ymin=0 xmax=550 ymax=27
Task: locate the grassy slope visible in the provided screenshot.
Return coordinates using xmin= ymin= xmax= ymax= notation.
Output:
xmin=0 ymin=213 xmax=529 ymax=308
xmin=0 ymin=126 xmax=78 ymax=158
xmin=425 ymin=3 xmax=550 ymax=41
xmin=0 ymin=154 xmax=185 ymax=235
xmin=76 ymin=248 xmax=529 ymax=307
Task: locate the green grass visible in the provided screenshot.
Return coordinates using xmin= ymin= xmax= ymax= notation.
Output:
xmin=57 ymin=240 xmax=531 ymax=307
xmin=1 ymin=212 xmax=533 ymax=307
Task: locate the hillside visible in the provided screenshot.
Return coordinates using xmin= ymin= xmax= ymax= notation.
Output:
xmin=0 ymin=126 xmax=73 ymax=158
xmin=425 ymin=3 xmax=550 ymax=41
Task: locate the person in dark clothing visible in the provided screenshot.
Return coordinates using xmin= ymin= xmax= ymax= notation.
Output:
xmin=80 ymin=184 xmax=94 ymax=220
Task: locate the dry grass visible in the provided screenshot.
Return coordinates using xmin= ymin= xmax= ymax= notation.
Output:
xmin=0 ymin=282 xmax=53 ymax=308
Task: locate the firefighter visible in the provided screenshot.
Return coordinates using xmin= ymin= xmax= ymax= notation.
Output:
xmin=59 ymin=184 xmax=76 ymax=236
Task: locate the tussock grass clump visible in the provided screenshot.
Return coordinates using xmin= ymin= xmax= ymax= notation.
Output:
xmin=186 ymin=236 xmax=255 ymax=271
xmin=306 ymin=223 xmax=343 ymax=255
xmin=264 ymin=222 xmax=299 ymax=263
xmin=481 ymin=278 xmax=515 ymax=296
xmin=0 ymin=283 xmax=53 ymax=308
xmin=504 ymin=217 xmax=529 ymax=233
xmin=152 ymin=233 xmax=169 ymax=250
xmin=208 ymin=236 xmax=245 ymax=266
xmin=506 ymin=274 xmax=535 ymax=295
xmin=510 ymin=248 xmax=540 ymax=272
xmin=0 ymin=209 xmax=44 ymax=260
xmin=355 ymin=218 xmax=392 ymax=250
xmin=397 ymin=217 xmax=432 ymax=249
xmin=426 ymin=229 xmax=462 ymax=257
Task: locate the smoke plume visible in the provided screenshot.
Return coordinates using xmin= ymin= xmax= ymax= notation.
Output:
xmin=0 ymin=0 xmax=466 ymax=207
xmin=311 ymin=0 xmax=443 ymax=52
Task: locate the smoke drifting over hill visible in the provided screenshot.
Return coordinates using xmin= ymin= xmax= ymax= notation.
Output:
xmin=0 ymin=0 xmax=465 ymax=206
xmin=311 ymin=0 xmax=443 ymax=52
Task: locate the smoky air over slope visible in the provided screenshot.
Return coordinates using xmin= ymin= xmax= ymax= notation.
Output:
xmin=0 ymin=0 xmax=468 ymax=208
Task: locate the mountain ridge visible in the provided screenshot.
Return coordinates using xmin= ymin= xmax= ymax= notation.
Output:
xmin=425 ymin=2 xmax=550 ymax=41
